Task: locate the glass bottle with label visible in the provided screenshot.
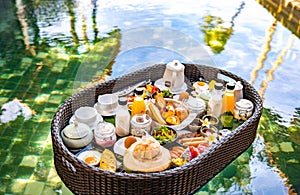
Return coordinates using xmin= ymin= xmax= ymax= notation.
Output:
xmin=220 ymin=82 xmax=235 ymax=129
xmin=207 ymin=82 xmax=223 ymax=118
xmin=234 ymin=81 xmax=243 ymax=103
xmin=115 ymin=97 xmax=130 ymax=137
xmin=131 ymin=88 xmax=146 ymax=116
xmin=221 ymin=82 xmax=235 ymax=114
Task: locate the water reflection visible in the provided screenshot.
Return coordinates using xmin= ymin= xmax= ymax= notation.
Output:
xmin=258 ymin=35 xmax=295 ymax=97
xmin=258 ymin=108 xmax=300 ymax=193
xmin=16 ymin=0 xmax=36 ymax=56
xmin=200 ymin=2 xmax=245 ymax=54
xmin=250 ymin=20 xmax=277 ymax=85
xmin=0 ymin=0 xmax=300 ymax=194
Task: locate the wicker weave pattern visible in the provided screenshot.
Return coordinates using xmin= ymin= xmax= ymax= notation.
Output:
xmin=51 ymin=64 xmax=263 ymax=195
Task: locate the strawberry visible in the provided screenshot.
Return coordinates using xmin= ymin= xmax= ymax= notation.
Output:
xmin=189 ymin=146 xmax=200 ymax=159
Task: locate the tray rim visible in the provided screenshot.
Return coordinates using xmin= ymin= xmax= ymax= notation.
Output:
xmin=51 ymin=63 xmax=263 ymax=193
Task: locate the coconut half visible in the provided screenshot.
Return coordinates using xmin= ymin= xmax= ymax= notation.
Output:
xmin=123 ymin=137 xmax=171 ymax=173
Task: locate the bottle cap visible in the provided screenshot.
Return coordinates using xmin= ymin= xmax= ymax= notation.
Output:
xmin=214 ymin=82 xmax=223 ymax=90
xmin=135 ymin=88 xmax=144 ymax=95
xmin=118 ymin=97 xmax=127 ymax=106
xmin=226 ymin=83 xmax=235 ymax=90
xmin=235 ymin=81 xmax=243 ymax=90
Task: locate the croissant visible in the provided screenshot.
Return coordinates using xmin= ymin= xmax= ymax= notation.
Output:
xmin=175 ymin=107 xmax=189 ymax=121
xmin=166 ymin=116 xmax=180 ymax=125
xmin=161 ymin=104 xmax=175 ymax=119
xmin=155 ymin=94 xmax=166 ymax=110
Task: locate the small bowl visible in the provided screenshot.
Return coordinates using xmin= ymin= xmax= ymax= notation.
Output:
xmin=200 ymin=126 xmax=219 ymax=136
xmin=151 ymin=126 xmax=177 ymax=145
xmin=188 ymin=118 xmax=202 ymax=132
xmin=202 ymin=114 xmax=219 ymax=126
xmin=75 ymin=106 xmax=98 ymax=125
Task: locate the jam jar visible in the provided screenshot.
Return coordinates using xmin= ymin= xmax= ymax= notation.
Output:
xmin=94 ymin=122 xmax=116 ymax=148
xmin=130 ymin=114 xmax=152 ymax=137
xmin=234 ymin=99 xmax=254 ymax=120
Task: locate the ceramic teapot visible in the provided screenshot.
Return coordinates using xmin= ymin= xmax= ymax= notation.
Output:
xmin=61 ymin=121 xmax=93 ymax=149
xmin=162 ymin=60 xmax=185 ymax=92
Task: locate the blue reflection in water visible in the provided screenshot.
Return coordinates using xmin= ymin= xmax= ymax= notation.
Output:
xmin=0 ymin=0 xmax=299 ymax=194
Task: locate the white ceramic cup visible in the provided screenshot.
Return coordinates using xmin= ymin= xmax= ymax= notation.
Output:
xmin=75 ymin=106 xmax=98 ymax=125
xmin=97 ymin=94 xmax=118 ymax=113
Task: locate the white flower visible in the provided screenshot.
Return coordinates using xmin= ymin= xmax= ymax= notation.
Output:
xmin=205 ymin=132 xmax=218 ymax=145
xmin=201 ymin=118 xmax=211 ymax=128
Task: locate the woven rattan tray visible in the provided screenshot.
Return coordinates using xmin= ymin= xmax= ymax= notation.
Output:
xmin=51 ymin=64 xmax=263 ymax=195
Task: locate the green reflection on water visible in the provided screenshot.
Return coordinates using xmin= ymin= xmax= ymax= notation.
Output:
xmin=0 ymin=0 xmax=299 ymax=194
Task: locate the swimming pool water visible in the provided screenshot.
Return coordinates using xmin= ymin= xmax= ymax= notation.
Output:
xmin=0 ymin=0 xmax=299 ymax=194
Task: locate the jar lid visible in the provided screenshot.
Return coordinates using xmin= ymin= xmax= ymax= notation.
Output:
xmin=131 ymin=114 xmax=152 ymax=125
xmin=186 ymin=97 xmax=205 ymax=109
xmin=135 ymin=88 xmax=144 ymax=95
xmin=94 ymin=122 xmax=115 ymax=136
xmin=63 ymin=122 xmax=90 ymax=139
xmin=166 ymin=60 xmax=185 ymax=71
xmin=226 ymin=83 xmax=235 ymax=90
xmin=118 ymin=96 xmax=127 ymax=106
xmin=235 ymin=81 xmax=243 ymax=90
xmin=235 ymin=99 xmax=253 ymax=110
xmin=214 ymin=82 xmax=223 ymax=90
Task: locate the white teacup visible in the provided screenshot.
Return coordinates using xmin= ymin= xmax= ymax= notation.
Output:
xmin=97 ymin=94 xmax=118 ymax=113
xmin=75 ymin=106 xmax=98 ymax=125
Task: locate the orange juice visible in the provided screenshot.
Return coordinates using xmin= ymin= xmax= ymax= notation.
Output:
xmin=221 ymin=83 xmax=235 ymax=114
xmin=131 ymin=88 xmax=146 ymax=116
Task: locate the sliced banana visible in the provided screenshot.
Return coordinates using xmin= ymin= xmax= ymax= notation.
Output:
xmin=148 ymin=102 xmax=166 ymax=125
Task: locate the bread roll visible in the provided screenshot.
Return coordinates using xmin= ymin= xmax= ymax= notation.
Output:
xmin=154 ymin=94 xmax=166 ymax=110
xmin=175 ymin=107 xmax=189 ymax=121
xmin=161 ymin=104 xmax=175 ymax=119
xmin=133 ymin=139 xmax=161 ymax=160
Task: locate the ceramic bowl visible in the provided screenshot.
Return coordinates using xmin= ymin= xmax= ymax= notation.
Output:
xmin=188 ymin=118 xmax=202 ymax=132
xmin=75 ymin=106 xmax=98 ymax=125
xmin=202 ymin=114 xmax=219 ymax=126
xmin=151 ymin=126 xmax=177 ymax=145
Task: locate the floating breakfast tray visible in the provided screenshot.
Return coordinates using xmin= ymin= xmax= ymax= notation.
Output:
xmin=51 ymin=63 xmax=263 ymax=195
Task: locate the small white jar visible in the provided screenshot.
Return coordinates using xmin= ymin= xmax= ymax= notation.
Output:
xmin=130 ymin=114 xmax=152 ymax=137
xmin=234 ymin=99 xmax=254 ymax=120
xmin=94 ymin=122 xmax=117 ymax=148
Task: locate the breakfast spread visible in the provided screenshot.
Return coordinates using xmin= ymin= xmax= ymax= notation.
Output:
xmin=60 ymin=60 xmax=254 ymax=173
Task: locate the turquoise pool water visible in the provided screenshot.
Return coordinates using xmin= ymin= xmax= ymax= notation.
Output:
xmin=0 ymin=0 xmax=299 ymax=194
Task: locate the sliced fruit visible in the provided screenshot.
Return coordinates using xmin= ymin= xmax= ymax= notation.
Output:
xmin=190 ymin=146 xmax=200 ymax=159
xmin=208 ymin=80 xmax=216 ymax=91
xmin=148 ymin=102 xmax=166 ymax=125
xmin=100 ymin=149 xmax=117 ymax=172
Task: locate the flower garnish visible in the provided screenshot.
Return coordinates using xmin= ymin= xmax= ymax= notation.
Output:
xmin=205 ymin=132 xmax=218 ymax=145
xmin=201 ymin=118 xmax=211 ymax=128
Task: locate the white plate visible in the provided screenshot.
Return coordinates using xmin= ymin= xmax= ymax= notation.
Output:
xmin=154 ymin=78 xmax=187 ymax=94
xmin=151 ymin=98 xmax=197 ymax=131
xmin=94 ymin=102 xmax=117 ymax=116
xmin=77 ymin=150 xmax=101 ymax=166
xmin=113 ymin=137 xmax=141 ymax=156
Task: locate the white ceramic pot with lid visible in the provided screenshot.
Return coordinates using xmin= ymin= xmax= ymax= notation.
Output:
xmin=61 ymin=122 xmax=93 ymax=149
xmin=234 ymin=99 xmax=254 ymax=120
xmin=162 ymin=60 xmax=185 ymax=92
